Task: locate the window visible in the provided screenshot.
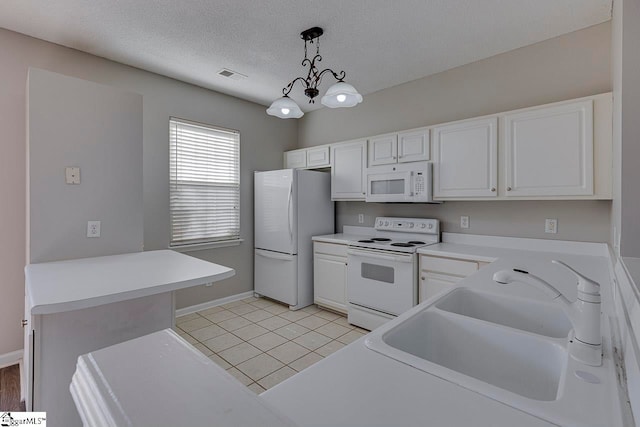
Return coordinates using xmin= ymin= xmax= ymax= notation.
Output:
xmin=169 ymin=118 xmax=240 ymax=247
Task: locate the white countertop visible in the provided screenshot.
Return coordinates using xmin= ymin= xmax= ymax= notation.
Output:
xmin=263 ymin=235 xmax=624 ymax=426
xmin=312 ymin=233 xmax=365 ymax=245
xmin=25 ymin=250 xmax=235 ymax=315
xmin=263 ymin=332 xmax=557 ymax=427
xmin=71 ymin=329 xmax=296 ymax=427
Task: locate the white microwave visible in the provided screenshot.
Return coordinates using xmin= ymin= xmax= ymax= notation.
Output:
xmin=365 ymin=162 xmax=435 ymax=203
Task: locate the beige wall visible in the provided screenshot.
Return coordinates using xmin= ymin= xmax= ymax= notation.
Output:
xmin=338 ymin=201 xmax=611 ymax=242
xmin=617 ymin=0 xmax=640 ymax=258
xmin=28 ymin=69 xmax=144 ymax=263
xmin=0 ymin=29 xmax=297 ymax=355
xmin=299 ymin=22 xmax=613 ymax=242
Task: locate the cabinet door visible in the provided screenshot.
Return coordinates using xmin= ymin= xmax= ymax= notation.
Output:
xmin=368 ymin=134 xmax=398 ymax=166
xmin=306 ymin=146 xmax=330 ymax=168
xmin=419 ymin=272 xmax=460 ymax=303
xmin=284 ymin=149 xmax=307 ymax=169
xmin=314 ymin=253 xmax=347 ymax=313
xmin=331 ymin=140 xmax=367 ymax=200
xmin=398 ymin=128 xmax=430 ymax=163
xmin=503 ymin=99 xmax=594 ymax=197
xmin=433 ymin=117 xmax=498 ymax=198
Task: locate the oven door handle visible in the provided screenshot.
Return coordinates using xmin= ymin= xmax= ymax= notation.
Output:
xmin=347 ymin=248 xmax=414 ymax=263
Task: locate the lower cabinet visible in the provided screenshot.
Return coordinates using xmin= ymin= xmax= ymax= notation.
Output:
xmin=419 ymin=254 xmax=488 ymax=303
xmin=24 ymin=292 xmax=174 ymax=426
xmin=313 ymin=241 xmax=348 ymax=314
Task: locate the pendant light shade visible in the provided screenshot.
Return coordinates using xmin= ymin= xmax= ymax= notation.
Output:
xmin=266 ymin=96 xmax=304 ymax=119
xmin=321 ymin=82 xmax=363 ymax=108
xmin=267 ymin=27 xmax=362 ymax=119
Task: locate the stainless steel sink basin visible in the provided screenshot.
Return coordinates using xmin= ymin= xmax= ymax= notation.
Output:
xmin=435 ymin=288 xmax=572 ymax=338
xmin=378 ymin=309 xmax=567 ymax=401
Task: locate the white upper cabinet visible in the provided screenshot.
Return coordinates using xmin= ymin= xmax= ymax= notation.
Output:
xmin=398 ymin=128 xmax=430 ymax=163
xmin=284 ymin=145 xmax=330 ymax=169
xmin=368 ymin=134 xmax=398 ymax=166
xmin=433 ymin=117 xmax=498 ymax=198
xmin=331 ymin=140 xmax=367 ymax=200
xmin=503 ymin=99 xmax=594 ymax=197
xmin=368 ymin=128 xmax=430 ymax=166
xmin=306 ymin=145 xmax=330 ymax=168
xmin=284 ymin=149 xmax=307 ymax=169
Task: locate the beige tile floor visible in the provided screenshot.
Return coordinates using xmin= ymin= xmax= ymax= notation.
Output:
xmin=174 ymin=297 xmax=368 ymax=394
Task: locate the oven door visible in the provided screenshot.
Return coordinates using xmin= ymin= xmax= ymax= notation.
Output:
xmin=365 ymin=171 xmax=412 ymax=203
xmin=346 ymin=247 xmax=417 ymax=316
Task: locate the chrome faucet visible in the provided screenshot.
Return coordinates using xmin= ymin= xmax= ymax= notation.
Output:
xmin=493 ymin=260 xmax=602 ymax=366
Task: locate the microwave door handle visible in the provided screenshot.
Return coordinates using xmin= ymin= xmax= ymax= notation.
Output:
xmin=407 ymin=171 xmax=414 ymax=196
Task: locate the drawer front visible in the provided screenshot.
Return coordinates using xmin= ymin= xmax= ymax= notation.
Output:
xmin=421 ymin=255 xmax=478 ymax=277
xmin=314 ymin=241 xmax=348 ymax=258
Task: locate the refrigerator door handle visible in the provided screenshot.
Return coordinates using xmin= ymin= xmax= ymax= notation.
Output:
xmin=288 ymin=183 xmax=293 ymax=246
xmin=256 ymin=249 xmax=295 ymax=261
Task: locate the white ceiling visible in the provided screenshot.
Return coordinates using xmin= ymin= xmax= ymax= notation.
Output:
xmin=0 ymin=0 xmax=611 ymax=112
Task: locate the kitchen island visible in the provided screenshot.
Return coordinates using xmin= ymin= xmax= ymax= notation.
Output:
xmin=24 ymin=249 xmax=234 ymax=427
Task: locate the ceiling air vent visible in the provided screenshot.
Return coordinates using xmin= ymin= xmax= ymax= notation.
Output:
xmin=217 ymin=68 xmax=247 ymax=80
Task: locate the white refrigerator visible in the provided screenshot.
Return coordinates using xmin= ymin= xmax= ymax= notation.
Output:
xmin=254 ymin=169 xmax=334 ymax=310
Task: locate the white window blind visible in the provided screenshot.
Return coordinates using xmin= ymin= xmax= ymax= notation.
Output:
xmin=170 ymin=118 xmax=240 ymax=246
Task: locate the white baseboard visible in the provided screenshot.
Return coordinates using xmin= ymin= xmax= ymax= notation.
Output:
xmin=0 ymin=349 xmax=22 ymax=369
xmin=176 ymin=291 xmax=255 ymax=318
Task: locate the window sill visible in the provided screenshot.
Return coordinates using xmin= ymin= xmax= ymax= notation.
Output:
xmin=170 ymin=239 xmax=243 ymax=253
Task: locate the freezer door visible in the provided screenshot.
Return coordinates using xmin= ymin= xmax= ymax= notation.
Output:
xmin=254 ymin=249 xmax=298 ymax=306
xmin=254 ymin=170 xmax=297 ymax=254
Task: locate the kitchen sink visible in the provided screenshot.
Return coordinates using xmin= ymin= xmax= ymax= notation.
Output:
xmin=378 ymin=309 xmax=567 ymax=401
xmin=435 ymin=288 xmax=572 ymax=338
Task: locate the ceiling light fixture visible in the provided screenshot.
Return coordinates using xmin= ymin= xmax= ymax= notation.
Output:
xmin=266 ymin=27 xmax=362 ymax=119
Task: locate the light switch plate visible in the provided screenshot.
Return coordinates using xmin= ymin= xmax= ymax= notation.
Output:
xmin=545 ymin=219 xmax=557 ymax=234
xmin=460 ymin=216 xmax=470 ymax=229
xmin=358 ymin=214 xmax=364 ymax=224
xmin=65 ymin=167 xmax=80 ymax=184
xmin=87 ymin=221 xmax=101 ymax=238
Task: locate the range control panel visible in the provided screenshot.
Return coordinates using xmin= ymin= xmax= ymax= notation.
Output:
xmin=374 ymin=217 xmax=440 ymax=234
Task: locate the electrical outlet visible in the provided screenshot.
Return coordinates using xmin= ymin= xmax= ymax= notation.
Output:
xmin=65 ymin=167 xmax=80 ymax=184
xmin=358 ymin=214 xmax=364 ymax=224
xmin=460 ymin=216 xmax=470 ymax=229
xmin=545 ymin=219 xmax=557 ymax=234
xmin=87 ymin=221 xmax=101 ymax=238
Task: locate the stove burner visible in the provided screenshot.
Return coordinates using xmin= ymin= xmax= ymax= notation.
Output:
xmin=390 ymin=243 xmax=415 ymax=247
xmin=371 ymin=238 xmax=392 ymax=242
xmin=358 ymin=239 xmax=375 ymax=243
xmin=408 ymin=241 xmax=425 ymax=245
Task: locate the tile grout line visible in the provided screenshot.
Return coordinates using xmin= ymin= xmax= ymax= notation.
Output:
xmin=175 ymin=298 xmax=367 ymax=392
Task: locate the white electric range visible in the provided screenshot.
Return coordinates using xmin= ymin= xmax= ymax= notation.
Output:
xmin=346 ymin=217 xmax=440 ymax=330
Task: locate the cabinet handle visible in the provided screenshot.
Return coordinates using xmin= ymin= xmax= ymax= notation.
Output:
xmin=21 ymin=319 xmax=28 ymax=327
xmin=490 ymin=187 xmax=496 ymax=192
xmin=507 ymin=187 xmax=512 ymax=191
xmin=421 ymin=277 xmax=425 ymax=280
